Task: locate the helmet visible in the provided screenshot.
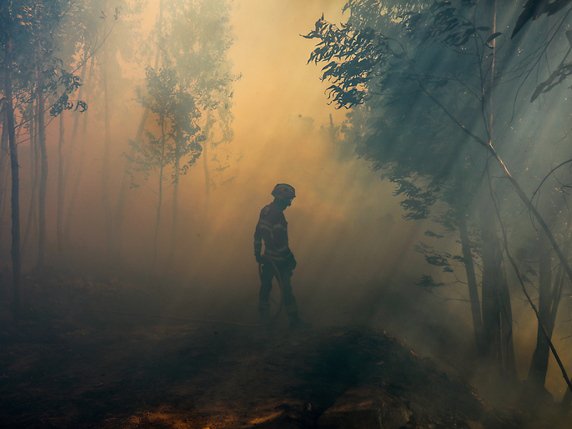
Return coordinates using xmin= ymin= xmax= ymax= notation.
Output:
xmin=271 ymin=183 xmax=296 ymax=199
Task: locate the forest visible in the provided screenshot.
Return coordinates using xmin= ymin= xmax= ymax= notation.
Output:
xmin=1 ymin=0 xmax=572 ymax=428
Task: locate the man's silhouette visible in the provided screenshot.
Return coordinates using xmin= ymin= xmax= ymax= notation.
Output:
xmin=254 ymin=183 xmax=302 ymax=327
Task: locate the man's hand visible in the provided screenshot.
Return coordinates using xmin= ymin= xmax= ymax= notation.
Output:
xmin=287 ymin=253 xmax=297 ymax=270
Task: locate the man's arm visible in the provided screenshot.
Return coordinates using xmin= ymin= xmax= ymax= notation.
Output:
xmin=254 ymin=221 xmax=263 ymax=263
xmin=254 ymin=209 xmax=271 ymax=263
xmin=270 ymin=217 xmax=296 ymax=268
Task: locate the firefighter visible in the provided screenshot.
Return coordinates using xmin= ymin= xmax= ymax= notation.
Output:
xmin=254 ymin=183 xmax=303 ymax=327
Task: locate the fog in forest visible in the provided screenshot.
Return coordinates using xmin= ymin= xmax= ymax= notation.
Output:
xmin=2 ymin=1 xmax=572 ymax=427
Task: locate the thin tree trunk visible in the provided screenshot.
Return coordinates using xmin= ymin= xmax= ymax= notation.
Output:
xmin=6 ymin=96 xmax=21 ymax=319
xmin=101 ymin=27 xmax=113 ymax=260
xmin=2 ymin=4 xmax=22 ymax=316
xmin=23 ymin=100 xmax=39 ymax=252
xmin=37 ymin=87 xmax=47 ymax=270
xmin=529 ymin=224 xmax=570 ymax=390
xmin=111 ymin=108 xmax=148 ymax=262
xmin=60 ymin=49 xmax=88 ymax=248
xmin=480 ymin=204 xmax=501 ymax=359
xmin=458 ymin=213 xmax=484 ymax=353
xmin=202 ymin=140 xmax=210 ymax=196
xmin=152 ymin=166 xmax=165 ymax=268
xmin=548 ymin=263 xmax=566 ymax=334
xmin=0 ymin=109 xmax=9 ymax=243
xmin=169 ymin=146 xmax=180 ymax=265
xmin=529 ymin=235 xmax=554 ymax=388
xmin=203 ymin=112 xmax=213 ymax=198
xmin=479 ymin=0 xmax=516 ymax=376
xmin=113 ymin=0 xmax=164 ymax=262
xmin=479 ymin=195 xmax=516 ymax=377
xmin=64 ymin=55 xmax=94 ymax=243
xmin=56 ymin=113 xmax=65 ymax=252
xmin=152 ymin=118 xmax=166 ymax=268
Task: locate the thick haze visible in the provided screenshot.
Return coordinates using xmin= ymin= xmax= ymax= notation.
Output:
xmin=2 ymin=0 xmax=571 ymax=401
xmin=53 ymin=0 xmax=421 ymax=302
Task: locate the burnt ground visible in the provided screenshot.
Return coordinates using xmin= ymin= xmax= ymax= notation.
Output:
xmin=0 ymin=273 xmax=569 ymax=429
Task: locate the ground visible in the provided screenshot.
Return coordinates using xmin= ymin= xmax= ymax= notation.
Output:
xmin=0 ymin=272 xmax=568 ymax=428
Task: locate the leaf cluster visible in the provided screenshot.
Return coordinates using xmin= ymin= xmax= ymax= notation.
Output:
xmin=129 ymin=67 xmax=203 ymax=179
xmin=306 ymin=0 xmax=501 ymax=224
xmin=0 ymin=0 xmax=86 ymax=119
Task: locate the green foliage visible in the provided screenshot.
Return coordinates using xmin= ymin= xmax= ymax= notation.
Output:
xmin=163 ymin=0 xmax=237 ymax=182
xmin=0 ymin=0 xmax=86 ymax=118
xmin=416 ymin=274 xmax=445 ymax=288
xmin=307 ymin=0 xmax=572 ymax=293
xmin=128 ymin=67 xmax=203 ymax=181
xmin=416 ymin=242 xmax=460 ymax=273
xmin=129 ymin=0 xmax=236 ymax=187
xmin=49 ymin=70 xmax=87 ymax=116
xmin=304 ymin=0 xmax=517 ymax=225
xmin=304 ymin=0 xmax=535 ymax=283
xmin=511 ymin=0 xmax=572 ymax=38
xmin=531 ymin=55 xmax=572 ymax=101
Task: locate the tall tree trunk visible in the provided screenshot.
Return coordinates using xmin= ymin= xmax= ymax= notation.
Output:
xmin=458 ymin=213 xmax=484 ymax=353
xmin=111 ymin=108 xmax=148 ymax=262
xmin=168 ymin=144 xmax=181 ymax=265
xmin=113 ymin=0 xmax=164 ymax=262
xmin=2 ymin=3 xmax=22 ymax=316
xmin=203 ymin=112 xmax=213 ymax=199
xmin=23 ymin=100 xmax=39 ymax=252
xmin=479 ymin=196 xmax=516 ymax=377
xmin=528 ymin=236 xmax=553 ymax=388
xmin=0 ymin=109 xmax=9 ymax=242
xmin=480 ymin=0 xmax=515 ymax=377
xmin=528 ymin=221 xmax=570 ymax=390
xmin=56 ymin=113 xmax=65 ymax=252
xmin=5 ymin=93 xmax=21 ymax=318
xmin=64 ymin=55 xmax=94 ymax=243
xmin=60 ymin=49 xmax=88 ymax=249
xmin=101 ymin=27 xmax=113 ymax=260
xmin=36 ymin=91 xmax=47 ymax=270
xmin=152 ymin=118 xmax=166 ymax=269
xmin=202 ymin=140 xmax=210 ymax=195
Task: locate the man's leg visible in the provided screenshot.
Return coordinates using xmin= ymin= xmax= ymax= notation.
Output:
xmin=258 ymin=262 xmax=274 ymax=320
xmin=278 ymin=268 xmax=300 ymax=326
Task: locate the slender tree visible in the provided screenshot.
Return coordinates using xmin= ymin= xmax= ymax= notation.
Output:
xmin=128 ymin=67 xmax=201 ymax=268
xmin=119 ymin=0 xmax=235 ymax=266
xmin=1 ymin=6 xmax=21 ymax=317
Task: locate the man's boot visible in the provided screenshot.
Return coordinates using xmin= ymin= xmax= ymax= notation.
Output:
xmin=288 ymin=314 xmax=309 ymax=330
xmin=259 ymin=303 xmax=270 ymax=323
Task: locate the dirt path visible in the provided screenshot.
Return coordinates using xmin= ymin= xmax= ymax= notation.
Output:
xmin=1 ymin=306 xmax=487 ymax=429
xmin=0 ymin=275 xmax=535 ymax=428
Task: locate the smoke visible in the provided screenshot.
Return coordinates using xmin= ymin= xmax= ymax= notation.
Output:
xmin=4 ymin=0 xmax=572 ymax=405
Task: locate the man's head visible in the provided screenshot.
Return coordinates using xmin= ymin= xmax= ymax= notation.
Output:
xmin=271 ymin=183 xmax=296 ymax=210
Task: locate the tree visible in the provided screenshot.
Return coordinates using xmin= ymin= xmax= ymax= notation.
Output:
xmin=120 ymin=0 xmax=235 ymax=267
xmin=62 ymin=0 xmax=140 ymax=257
xmin=306 ymin=0 xmax=572 ymax=392
xmin=128 ymin=67 xmax=202 ymax=268
xmin=1 ymin=0 xmax=86 ymax=316
xmin=1 ymin=0 xmax=22 ymax=317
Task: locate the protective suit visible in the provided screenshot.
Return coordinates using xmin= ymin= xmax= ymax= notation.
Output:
xmin=254 ymin=184 xmax=301 ymax=326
